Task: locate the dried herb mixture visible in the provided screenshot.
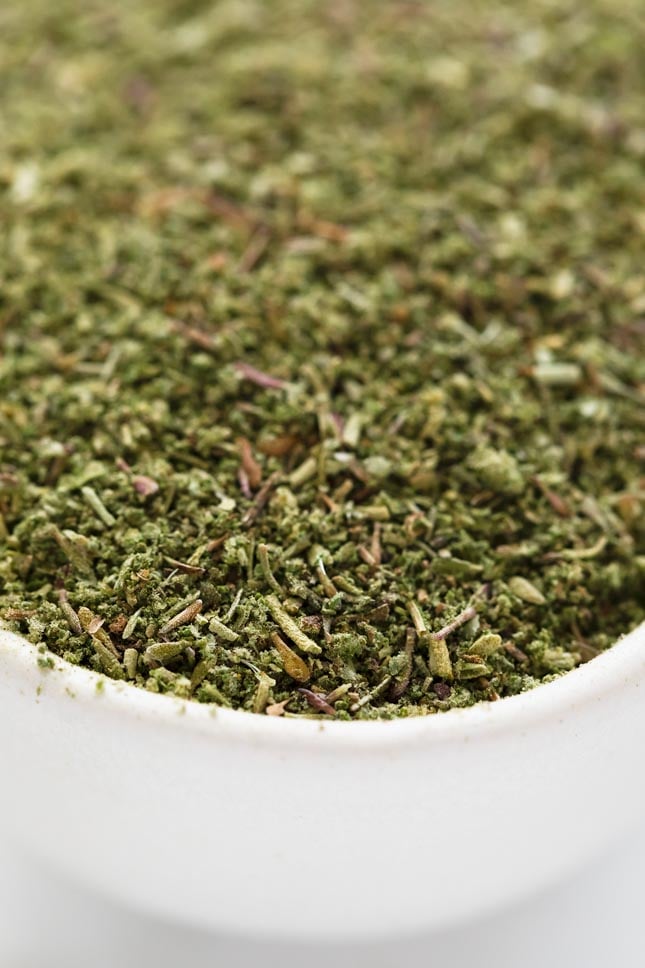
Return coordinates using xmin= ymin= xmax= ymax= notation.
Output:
xmin=1 ymin=0 xmax=644 ymax=718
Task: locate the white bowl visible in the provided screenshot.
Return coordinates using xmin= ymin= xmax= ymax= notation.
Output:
xmin=0 ymin=621 xmax=644 ymax=940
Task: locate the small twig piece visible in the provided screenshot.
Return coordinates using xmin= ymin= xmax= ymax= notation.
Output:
xmin=532 ymin=476 xmax=571 ymax=517
xmin=258 ymin=544 xmax=283 ymax=594
xmin=224 ymin=589 xmax=244 ymax=623
xmin=235 ymin=362 xmax=287 ymax=390
xmin=358 ymin=546 xmax=377 ymax=568
xmin=237 ymin=436 xmax=262 ymax=490
xmin=169 ymin=318 xmax=217 ymax=351
xmin=390 ymin=627 xmax=416 ymax=700
xmin=236 ymin=227 xmax=270 ymax=273
xmin=429 ymin=605 xmax=477 ymax=680
xmin=241 ymin=471 xmax=280 ymax=527
xmin=313 ymin=556 xmax=338 ymax=598
xmin=433 ymin=606 xmax=477 ymax=640
xmin=543 ymin=535 xmax=608 ymax=561
xmin=297 ymin=688 xmax=335 ymax=715
xmin=350 ymin=676 xmax=393 ymax=713
xmin=164 ymin=557 xmax=205 ymax=576
xmin=370 ymin=523 xmax=382 ymax=567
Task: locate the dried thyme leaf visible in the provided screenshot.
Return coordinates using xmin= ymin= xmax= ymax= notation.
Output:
xmin=159 ymin=600 xmax=203 ymax=637
xmin=91 ymin=638 xmax=125 ymax=681
xmin=507 ymin=578 xmax=547 ymax=606
xmin=271 ymin=632 xmax=311 ymax=683
xmin=123 ymin=648 xmax=139 ymax=680
xmin=209 ymin=616 xmax=240 ymax=643
xmin=57 ymin=589 xmax=82 ymax=636
xmin=265 ymin=595 xmax=323 ymax=656
xmin=145 ymin=642 xmax=189 ymax=666
xmin=469 ymin=634 xmax=504 ymax=658
xmin=81 ymin=487 xmax=116 ymax=528
xmin=0 ymin=0 xmax=643 ymax=718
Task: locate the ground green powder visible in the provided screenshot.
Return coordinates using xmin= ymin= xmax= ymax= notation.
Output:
xmin=0 ymin=0 xmax=643 ymax=718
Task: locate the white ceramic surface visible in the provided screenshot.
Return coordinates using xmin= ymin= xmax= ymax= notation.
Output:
xmin=0 ymin=621 xmax=644 ymax=940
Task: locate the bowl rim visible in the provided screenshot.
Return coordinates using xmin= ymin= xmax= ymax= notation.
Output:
xmin=1 ymin=620 xmax=644 ymax=749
